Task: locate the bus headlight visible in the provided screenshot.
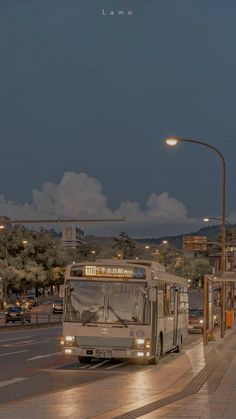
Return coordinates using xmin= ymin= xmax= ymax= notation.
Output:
xmin=65 ymin=336 xmax=75 ymax=342
xmin=133 ymin=339 xmax=150 ymax=350
xmin=136 ymin=339 xmax=145 ymax=345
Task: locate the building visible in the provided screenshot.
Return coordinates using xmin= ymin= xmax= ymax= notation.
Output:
xmin=61 ymin=225 xmax=85 ymax=248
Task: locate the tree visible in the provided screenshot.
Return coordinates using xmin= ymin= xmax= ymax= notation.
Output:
xmin=0 ymin=226 xmax=67 ymax=297
xmin=112 ymin=232 xmax=137 ymax=259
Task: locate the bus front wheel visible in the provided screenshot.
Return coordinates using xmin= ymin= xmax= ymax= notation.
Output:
xmin=78 ymin=356 xmax=92 ymax=364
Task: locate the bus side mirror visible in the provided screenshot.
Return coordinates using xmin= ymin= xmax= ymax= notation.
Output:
xmin=149 ymin=288 xmax=156 ymax=302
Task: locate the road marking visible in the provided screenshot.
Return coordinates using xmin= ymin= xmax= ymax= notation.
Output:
xmin=2 ymin=339 xmax=50 ymax=348
xmin=0 ymin=325 xmax=61 ymax=334
xmin=0 ymin=378 xmax=27 ymax=388
xmin=0 ymin=350 xmax=29 ymax=357
xmin=89 ymin=360 xmax=110 ymax=369
xmin=3 ymin=340 xmax=35 ymax=348
xmin=26 ymin=352 xmax=61 ymax=361
xmin=0 ymin=336 xmax=32 ymax=343
xmin=106 ymin=361 xmax=130 ymax=369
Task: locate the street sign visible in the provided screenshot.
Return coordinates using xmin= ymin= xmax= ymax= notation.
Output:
xmin=183 ymin=235 xmax=207 ymax=251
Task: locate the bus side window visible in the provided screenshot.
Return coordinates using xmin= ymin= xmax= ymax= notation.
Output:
xmin=170 ymin=286 xmax=175 ymax=315
xmin=179 ymin=287 xmax=188 ymax=314
xmin=164 ymin=284 xmax=170 ymax=316
xmin=158 ymin=282 xmax=164 ymax=318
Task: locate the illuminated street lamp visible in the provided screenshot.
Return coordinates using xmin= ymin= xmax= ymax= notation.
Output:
xmin=162 ymin=240 xmax=168 ymax=245
xmin=145 ymin=245 xmax=150 ymax=249
xmin=22 ymin=240 xmax=28 ymax=245
xmin=165 ymin=136 xmax=226 ymax=337
xmin=165 ymin=138 xmax=180 ymax=146
xmin=203 ymin=216 xmax=230 ymax=225
xmin=203 ymin=216 xmax=232 ymax=252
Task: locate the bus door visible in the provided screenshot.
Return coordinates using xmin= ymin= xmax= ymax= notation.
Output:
xmin=173 ymin=285 xmax=179 ymax=347
xmin=151 ymin=288 xmax=157 ymax=355
xmin=149 ymin=287 xmax=158 ymax=357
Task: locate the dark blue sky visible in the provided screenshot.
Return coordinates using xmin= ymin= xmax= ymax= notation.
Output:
xmin=0 ymin=1 xmax=236 ymax=235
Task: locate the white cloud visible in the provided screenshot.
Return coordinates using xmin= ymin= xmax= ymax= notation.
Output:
xmin=32 ymin=172 xmax=113 ymax=218
xmin=0 ymin=172 xmax=203 ymax=237
xmin=146 ymin=192 xmax=188 ymax=219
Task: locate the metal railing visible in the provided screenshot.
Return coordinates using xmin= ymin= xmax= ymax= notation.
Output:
xmin=0 ymin=312 xmax=63 ymax=328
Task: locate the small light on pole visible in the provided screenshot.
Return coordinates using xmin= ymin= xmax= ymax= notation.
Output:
xmin=145 ymin=245 xmax=150 ymax=249
xmin=203 ymin=218 xmax=210 ymax=222
xmin=162 ymin=240 xmax=168 ymax=245
xmin=165 ymin=137 xmax=180 ymax=147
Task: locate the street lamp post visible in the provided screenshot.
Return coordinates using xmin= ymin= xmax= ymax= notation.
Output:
xmin=165 ymin=137 xmax=226 ymax=337
xmin=203 ymin=216 xmax=235 ymax=311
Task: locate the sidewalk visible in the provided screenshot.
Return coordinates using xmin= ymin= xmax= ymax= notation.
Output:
xmin=0 ymin=328 xmax=236 ymax=418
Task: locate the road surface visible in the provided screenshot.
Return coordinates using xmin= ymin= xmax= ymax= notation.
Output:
xmin=0 ymin=325 xmax=201 ymax=405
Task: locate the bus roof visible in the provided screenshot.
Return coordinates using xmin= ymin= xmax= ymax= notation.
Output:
xmin=66 ymin=259 xmax=188 ymax=285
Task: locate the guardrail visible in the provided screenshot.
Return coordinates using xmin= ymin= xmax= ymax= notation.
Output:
xmin=0 ymin=313 xmax=63 ymax=328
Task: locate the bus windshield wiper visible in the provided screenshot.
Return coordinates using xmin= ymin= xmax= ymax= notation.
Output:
xmin=108 ymin=306 xmax=128 ymax=327
xmin=82 ymin=306 xmax=103 ymax=326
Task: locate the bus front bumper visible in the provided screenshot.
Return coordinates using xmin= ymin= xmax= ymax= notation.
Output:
xmin=62 ymin=346 xmax=151 ymax=359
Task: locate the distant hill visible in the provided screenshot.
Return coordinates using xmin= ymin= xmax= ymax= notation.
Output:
xmin=136 ymin=224 xmax=236 ymax=249
xmin=85 ymin=223 xmax=236 ymax=250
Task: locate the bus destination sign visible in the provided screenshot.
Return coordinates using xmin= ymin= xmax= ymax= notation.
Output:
xmin=70 ymin=265 xmax=146 ymax=279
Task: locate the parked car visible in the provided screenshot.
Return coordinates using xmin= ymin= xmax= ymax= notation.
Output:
xmin=188 ymin=308 xmax=204 ymax=333
xmin=5 ymin=306 xmax=31 ymax=323
xmin=52 ymin=300 xmax=63 ymax=314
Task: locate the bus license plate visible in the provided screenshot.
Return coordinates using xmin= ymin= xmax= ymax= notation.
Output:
xmin=95 ymin=350 xmax=112 ymax=358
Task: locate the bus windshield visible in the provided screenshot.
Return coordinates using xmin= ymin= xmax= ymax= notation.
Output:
xmin=65 ymin=280 xmax=149 ymax=325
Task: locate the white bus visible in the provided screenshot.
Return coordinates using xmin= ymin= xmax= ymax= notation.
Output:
xmin=61 ymin=259 xmax=188 ymax=364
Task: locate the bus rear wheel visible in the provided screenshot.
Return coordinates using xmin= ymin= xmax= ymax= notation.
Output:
xmin=78 ymin=356 xmax=92 ymax=364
